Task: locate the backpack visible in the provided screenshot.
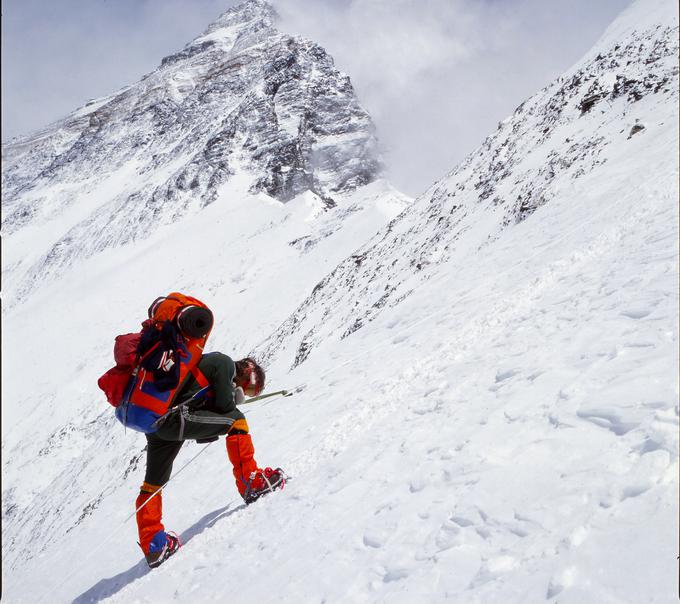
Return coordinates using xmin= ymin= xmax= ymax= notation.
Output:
xmin=97 ymin=330 xmax=144 ymax=407
xmin=98 ymin=293 xmax=213 ymax=433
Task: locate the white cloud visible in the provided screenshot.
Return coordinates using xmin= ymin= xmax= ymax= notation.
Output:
xmin=275 ymin=0 xmax=631 ymax=195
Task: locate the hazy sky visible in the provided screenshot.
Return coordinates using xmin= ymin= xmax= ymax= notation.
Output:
xmin=2 ymin=0 xmax=630 ymax=195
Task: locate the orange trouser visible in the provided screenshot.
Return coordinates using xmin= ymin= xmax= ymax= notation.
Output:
xmin=226 ymin=419 xmax=259 ymax=496
xmin=136 ymin=419 xmax=258 ymax=552
xmin=136 ymin=482 xmax=164 ymax=554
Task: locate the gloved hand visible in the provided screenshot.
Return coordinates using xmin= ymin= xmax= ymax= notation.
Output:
xmin=234 ymin=386 xmax=246 ymax=406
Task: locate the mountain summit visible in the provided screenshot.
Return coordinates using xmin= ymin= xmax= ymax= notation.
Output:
xmin=2 ymin=0 xmax=382 ymax=300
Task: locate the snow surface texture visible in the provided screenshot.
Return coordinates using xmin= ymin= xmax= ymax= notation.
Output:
xmin=1 ymin=0 xmax=382 ymax=305
xmin=2 ymin=0 xmax=679 ymax=602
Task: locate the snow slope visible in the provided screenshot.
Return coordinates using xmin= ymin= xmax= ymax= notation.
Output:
xmin=2 ymin=0 xmax=678 ymax=602
xmin=254 ymin=0 xmax=679 ymax=374
xmin=1 ymin=175 xmax=409 ymax=577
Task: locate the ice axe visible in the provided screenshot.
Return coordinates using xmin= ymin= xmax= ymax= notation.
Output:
xmin=242 ymin=386 xmax=300 ymax=405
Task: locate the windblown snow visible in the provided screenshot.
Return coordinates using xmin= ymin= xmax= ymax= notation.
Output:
xmin=1 ymin=0 xmax=678 ymax=602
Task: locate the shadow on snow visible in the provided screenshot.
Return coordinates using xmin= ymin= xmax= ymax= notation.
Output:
xmin=71 ymin=502 xmax=246 ymax=604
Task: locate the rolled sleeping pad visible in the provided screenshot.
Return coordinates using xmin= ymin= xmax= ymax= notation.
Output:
xmin=177 ymin=306 xmax=214 ymax=338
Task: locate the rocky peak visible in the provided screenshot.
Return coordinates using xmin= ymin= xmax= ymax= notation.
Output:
xmin=203 ymin=0 xmax=277 ymax=37
xmin=160 ymin=0 xmax=278 ymax=67
xmin=2 ymin=0 xmax=383 ymax=303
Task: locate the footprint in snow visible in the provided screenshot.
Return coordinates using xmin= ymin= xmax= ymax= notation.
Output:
xmin=546 ymin=567 xmax=577 ymax=599
xmin=450 ymin=515 xmax=475 ymax=528
xmin=495 ymin=368 xmax=521 ymax=382
xmin=576 ymin=408 xmax=639 ymax=436
xmin=409 ymin=479 xmax=426 ymax=493
xmin=620 ymin=483 xmax=652 ymax=500
xmin=620 ymin=308 xmax=652 ymax=319
xmin=435 ymin=523 xmax=461 ymax=551
xmin=363 ymin=532 xmax=384 ymax=549
xmin=411 ymin=401 xmax=441 ymax=415
xmin=490 ymin=369 xmax=521 ymax=391
xmin=634 ymin=436 xmax=667 ymax=455
xmin=623 ymin=341 xmax=656 ymax=349
xmin=527 ymin=370 xmax=544 ymax=382
xmin=382 ymin=567 xmax=409 ymax=583
xmin=363 ymin=524 xmax=396 ymax=549
xmin=507 ymin=524 xmax=530 ymax=538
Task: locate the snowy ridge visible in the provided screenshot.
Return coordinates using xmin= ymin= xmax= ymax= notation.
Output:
xmin=255 ymin=0 xmax=679 ymax=373
xmin=1 ymin=0 xmax=381 ymax=304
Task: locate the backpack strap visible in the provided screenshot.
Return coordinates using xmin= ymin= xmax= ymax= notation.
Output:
xmin=171 ymin=365 xmax=213 ymax=411
xmin=147 ymin=297 xmax=167 ymax=319
xmin=190 ymin=365 xmax=210 ymax=389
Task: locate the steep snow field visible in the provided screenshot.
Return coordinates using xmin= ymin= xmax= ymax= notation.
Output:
xmin=1 ymin=176 xmax=409 ymax=575
xmin=5 ymin=80 xmax=678 ymax=604
xmin=2 ymin=0 xmax=678 ymax=602
xmin=135 ymin=125 xmax=677 ymax=603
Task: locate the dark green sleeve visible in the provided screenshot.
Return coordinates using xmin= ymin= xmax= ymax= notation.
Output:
xmin=197 ymin=352 xmax=237 ymax=414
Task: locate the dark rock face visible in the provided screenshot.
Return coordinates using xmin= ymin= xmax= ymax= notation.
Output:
xmin=1 ymin=0 xmax=381 ymax=300
xmin=255 ymin=17 xmax=679 ymax=370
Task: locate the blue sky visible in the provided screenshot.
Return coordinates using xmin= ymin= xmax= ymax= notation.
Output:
xmin=1 ymin=0 xmax=630 ymax=195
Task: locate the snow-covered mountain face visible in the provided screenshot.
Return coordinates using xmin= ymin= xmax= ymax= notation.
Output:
xmin=1 ymin=0 xmax=406 ymax=586
xmin=1 ymin=0 xmax=382 ymax=303
xmin=2 ymin=0 xmax=678 ymax=602
xmin=255 ymin=0 xmax=680 ymax=373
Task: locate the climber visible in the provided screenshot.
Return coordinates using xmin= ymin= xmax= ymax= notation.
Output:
xmin=105 ymin=294 xmax=285 ymax=568
xmin=137 ymin=352 xmax=286 ymax=567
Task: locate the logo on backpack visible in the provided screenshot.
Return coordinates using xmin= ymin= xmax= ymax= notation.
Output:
xmin=158 ymin=351 xmax=175 ymax=372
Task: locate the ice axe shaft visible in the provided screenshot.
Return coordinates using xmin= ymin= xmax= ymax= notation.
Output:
xmin=242 ymin=389 xmax=293 ymax=405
